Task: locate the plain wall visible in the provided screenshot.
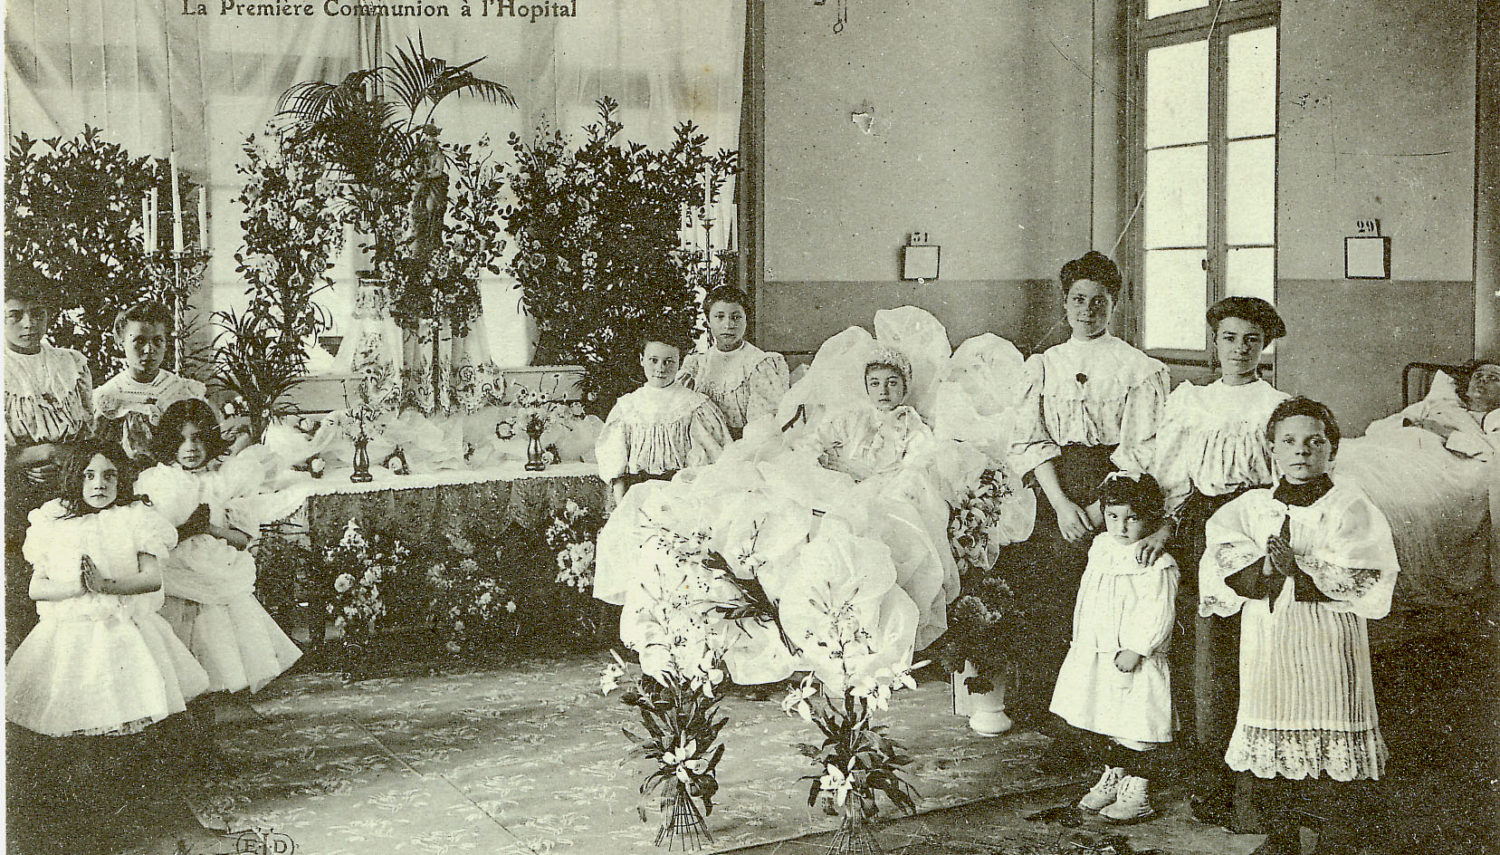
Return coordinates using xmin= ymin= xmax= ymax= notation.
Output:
xmin=1275 ymin=0 xmax=1479 ymax=433
xmin=757 ymin=0 xmax=1098 ymax=355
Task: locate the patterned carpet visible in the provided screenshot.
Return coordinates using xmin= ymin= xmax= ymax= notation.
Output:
xmin=27 ymin=653 xmax=1071 ymax=855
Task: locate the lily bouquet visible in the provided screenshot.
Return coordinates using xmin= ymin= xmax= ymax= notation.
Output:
xmin=779 ymin=564 xmax=924 ymax=855
xmin=601 ymin=524 xmax=738 ymax=850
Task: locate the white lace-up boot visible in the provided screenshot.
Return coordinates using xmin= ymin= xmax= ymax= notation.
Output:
xmin=1101 ymin=775 xmax=1156 ymax=823
xmin=1078 ymin=766 xmax=1126 ymax=812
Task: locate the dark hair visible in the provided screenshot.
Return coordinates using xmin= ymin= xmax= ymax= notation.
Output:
xmin=1206 ymin=297 xmax=1287 ymax=341
xmin=113 ymin=301 xmax=174 ymax=337
xmin=703 ymin=285 xmax=750 ymax=316
xmin=1059 ymin=251 xmax=1122 ymax=302
xmin=1097 ymin=473 xmax=1165 ymax=524
xmin=56 ymin=437 xmax=138 ymax=517
xmin=1460 ymin=357 xmax=1500 ymax=407
xmin=4 ymin=262 xmax=59 ymax=309
xmin=1266 ymin=396 xmax=1342 ymax=455
xmin=152 ymin=398 xmax=227 ymax=463
xmin=635 ymin=322 xmax=691 ymax=358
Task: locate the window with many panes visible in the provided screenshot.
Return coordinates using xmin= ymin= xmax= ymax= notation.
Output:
xmin=1131 ymin=0 xmax=1278 ymax=357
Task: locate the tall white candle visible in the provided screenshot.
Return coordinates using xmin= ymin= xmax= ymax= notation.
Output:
xmin=197 ymin=186 xmax=208 ymax=249
xmin=141 ymin=197 xmax=150 ymax=251
xmin=169 ymin=150 xmax=184 ymax=253
xmin=148 ymin=188 xmax=159 ymax=253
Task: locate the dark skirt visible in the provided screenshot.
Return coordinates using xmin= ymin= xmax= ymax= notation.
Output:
xmin=1003 ymin=444 xmax=1117 ymax=717
xmin=1172 ymin=487 xmax=1255 ymax=755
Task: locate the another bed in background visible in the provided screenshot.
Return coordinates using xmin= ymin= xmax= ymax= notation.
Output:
xmin=1334 ymin=363 xmax=1496 ymax=632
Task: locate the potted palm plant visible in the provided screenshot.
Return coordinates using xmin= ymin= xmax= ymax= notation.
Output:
xmin=275 ymin=35 xmax=515 ymax=408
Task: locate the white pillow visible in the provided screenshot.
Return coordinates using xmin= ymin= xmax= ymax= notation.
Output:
xmin=1423 ymin=370 xmax=1462 ymax=404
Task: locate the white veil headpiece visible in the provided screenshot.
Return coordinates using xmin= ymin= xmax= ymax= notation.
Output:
xmin=774 ymin=307 xmax=953 ymax=426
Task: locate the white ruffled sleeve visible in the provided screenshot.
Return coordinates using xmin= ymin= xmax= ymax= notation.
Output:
xmin=744 ymin=353 xmax=791 ymax=425
xmin=1299 ymin=489 xmax=1400 ymax=620
xmin=1010 ymin=356 xmax=1060 ymax=478
xmin=1151 ymin=383 xmax=1198 ymax=512
xmin=685 ymin=400 xmax=730 ymax=469
xmin=134 ymin=464 xmax=201 ymax=527
xmin=1120 ymin=556 xmax=1180 ymax=657
xmin=22 ymin=501 xmax=70 ymax=573
xmin=595 ymin=402 xmax=631 ymax=482
xmin=127 ymin=502 xmax=180 ymax=559
xmin=1111 ymin=361 xmax=1171 ymax=474
xmin=675 ymin=353 xmax=704 ymax=391
xmin=1198 ymin=492 xmax=1268 ymax=618
xmin=71 ymin=349 xmax=95 ymax=431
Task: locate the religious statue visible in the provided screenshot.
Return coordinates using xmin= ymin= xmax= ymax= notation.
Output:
xmin=408 ymin=123 xmax=448 ymax=265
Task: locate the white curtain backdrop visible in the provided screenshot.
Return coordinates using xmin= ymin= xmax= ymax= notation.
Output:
xmin=5 ymin=2 xmax=743 ymax=379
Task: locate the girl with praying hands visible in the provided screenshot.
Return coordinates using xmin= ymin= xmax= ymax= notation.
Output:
xmin=1008 ymin=251 xmax=1170 ymax=754
xmin=677 ymin=285 xmax=789 ymax=441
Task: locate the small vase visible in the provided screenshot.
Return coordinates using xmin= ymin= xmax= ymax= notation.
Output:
xmin=953 ymin=661 xmax=1011 ymax=737
xmin=655 ymin=779 xmax=712 ymax=851
xmin=827 ymin=796 xmax=881 ymax=855
xmin=524 ymin=429 xmax=547 ymax=471
xmin=351 ymin=435 xmax=374 ymax=483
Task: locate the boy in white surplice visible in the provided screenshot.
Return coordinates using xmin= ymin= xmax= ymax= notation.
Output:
xmin=1200 ymin=397 xmax=1399 ymax=855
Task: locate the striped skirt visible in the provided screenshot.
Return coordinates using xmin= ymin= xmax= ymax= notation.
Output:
xmin=1224 ymin=588 xmax=1387 ymax=782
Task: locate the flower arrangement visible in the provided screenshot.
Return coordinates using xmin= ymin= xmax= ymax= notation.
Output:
xmin=602 ymin=646 xmax=729 ymax=851
xmin=216 ymin=128 xmax=344 ymax=438
xmin=770 ymin=549 xmax=924 ymax=855
xmin=545 ymin=499 xmax=602 ymax=593
xmin=499 ymin=374 xmax=573 ymax=438
xmin=935 ymin=467 xmax=1038 ymax=697
xmin=601 ymin=520 xmax=744 ymax=849
xmin=786 ymin=663 xmax=923 ymax=855
xmin=425 ymin=527 xmax=519 ymax=655
xmin=323 ymin=519 xmax=412 ymax=642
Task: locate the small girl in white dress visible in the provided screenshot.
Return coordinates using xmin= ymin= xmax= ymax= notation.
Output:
xmin=7 ymin=439 xmax=210 ymax=738
xmin=135 ymin=399 xmax=303 ymax=704
xmin=677 ymin=285 xmax=790 ymax=440
xmin=1051 ymin=472 xmax=1178 ymax=824
xmin=596 ymin=327 xmax=730 ymax=502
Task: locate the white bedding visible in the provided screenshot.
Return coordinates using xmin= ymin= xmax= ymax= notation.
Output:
xmin=1334 ymin=426 xmax=1494 ymax=609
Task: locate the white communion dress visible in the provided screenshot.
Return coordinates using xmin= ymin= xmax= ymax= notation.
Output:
xmin=678 ymin=341 xmax=790 ymax=435
xmin=594 ymin=308 xmax=1032 ymax=689
xmin=7 ymin=501 xmax=210 ymax=736
xmin=136 ymin=447 xmax=304 ymax=694
xmin=1200 ymin=478 xmax=1399 ymax=781
xmin=1049 ymin=533 xmax=1179 ymax=745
